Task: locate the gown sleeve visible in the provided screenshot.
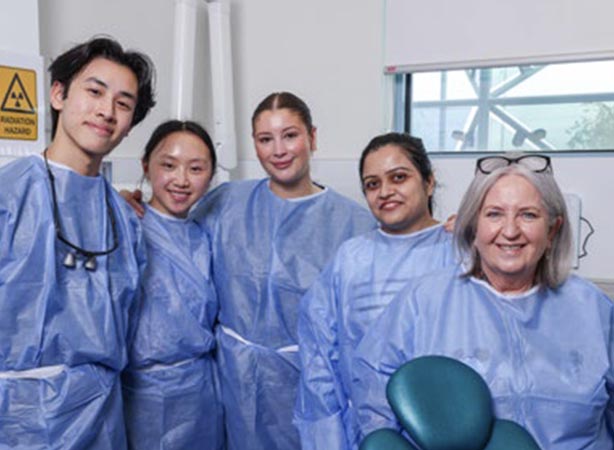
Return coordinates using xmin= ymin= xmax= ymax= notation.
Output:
xmin=352 ymin=284 xmax=418 ymax=441
xmin=190 ymin=182 xmax=231 ymax=235
xmin=295 ymin=260 xmax=355 ymax=450
xmin=605 ymin=302 xmax=614 ymax=438
xmin=114 ymin=194 xmax=149 ymax=351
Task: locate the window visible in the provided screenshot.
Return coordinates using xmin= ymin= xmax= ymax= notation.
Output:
xmin=395 ymin=60 xmax=614 ymax=153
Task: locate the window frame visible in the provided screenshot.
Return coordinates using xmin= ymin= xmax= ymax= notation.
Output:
xmin=394 ymin=61 xmax=614 ymax=154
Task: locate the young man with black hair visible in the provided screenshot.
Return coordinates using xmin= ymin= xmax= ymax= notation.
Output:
xmin=0 ymin=36 xmax=155 ymax=449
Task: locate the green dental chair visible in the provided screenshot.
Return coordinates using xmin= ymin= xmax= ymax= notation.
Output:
xmin=359 ymin=355 xmax=540 ymax=450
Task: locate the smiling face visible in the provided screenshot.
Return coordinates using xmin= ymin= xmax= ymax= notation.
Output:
xmin=361 ymin=144 xmax=435 ymax=235
xmin=252 ymin=108 xmax=317 ymax=198
xmin=474 ymin=174 xmax=560 ymax=293
xmin=144 ymin=131 xmax=214 ymax=218
xmin=49 ymin=57 xmax=138 ymax=173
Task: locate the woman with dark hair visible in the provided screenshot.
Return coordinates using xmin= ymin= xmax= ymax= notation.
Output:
xmin=353 ymin=153 xmax=614 ymax=449
xmin=192 ymin=92 xmax=375 ymax=450
xmin=121 ymin=120 xmax=224 ymax=449
xmin=294 ymin=133 xmax=457 ymax=450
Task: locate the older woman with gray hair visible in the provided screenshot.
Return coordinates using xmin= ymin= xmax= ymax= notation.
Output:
xmin=352 ymin=153 xmax=614 ymax=449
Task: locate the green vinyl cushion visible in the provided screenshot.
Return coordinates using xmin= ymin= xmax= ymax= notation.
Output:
xmin=484 ymin=419 xmax=541 ymax=450
xmin=359 ymin=428 xmax=419 ymax=450
xmin=386 ymin=355 xmax=494 ymax=450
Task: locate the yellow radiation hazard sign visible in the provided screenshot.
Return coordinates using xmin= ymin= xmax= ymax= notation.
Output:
xmin=0 ymin=65 xmax=38 ymax=141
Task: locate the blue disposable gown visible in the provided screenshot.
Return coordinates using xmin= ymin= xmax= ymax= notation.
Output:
xmin=192 ymin=179 xmax=375 ymax=450
xmin=295 ymin=224 xmax=456 ymax=450
xmin=0 ymin=156 xmax=144 ymax=449
xmin=353 ymin=266 xmax=614 ymax=449
xmin=122 ymin=205 xmax=224 ymax=449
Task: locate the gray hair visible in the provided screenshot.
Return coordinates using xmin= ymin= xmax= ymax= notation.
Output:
xmin=454 ymin=163 xmax=572 ymax=288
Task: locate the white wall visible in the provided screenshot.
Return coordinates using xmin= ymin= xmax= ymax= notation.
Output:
xmin=0 ymin=0 xmax=45 ymax=159
xmin=384 ymin=0 xmax=614 ymax=71
xmin=0 ymin=0 xmax=39 ymax=54
xmin=229 ymin=0 xmax=384 ymax=165
xmin=39 ymin=0 xmax=213 ymax=182
xmin=33 ymin=0 xmax=614 ymax=282
xmin=228 ymin=0 xmax=614 ymax=282
xmin=227 ymin=0 xmax=386 ymax=203
xmin=39 ymin=0 xmax=172 ymax=160
xmin=429 ymin=154 xmax=614 ymax=281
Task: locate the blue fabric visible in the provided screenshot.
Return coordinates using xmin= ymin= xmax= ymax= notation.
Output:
xmin=192 ymin=179 xmax=376 ymax=450
xmin=0 ymin=156 xmax=144 ymax=449
xmin=122 ymin=206 xmax=224 ymax=449
xmin=353 ymin=266 xmax=614 ymax=449
xmin=295 ymin=225 xmax=456 ymax=450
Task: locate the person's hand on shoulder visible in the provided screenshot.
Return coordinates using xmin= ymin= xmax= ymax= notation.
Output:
xmin=120 ymin=189 xmax=145 ymax=218
xmin=443 ymin=214 xmax=457 ymax=233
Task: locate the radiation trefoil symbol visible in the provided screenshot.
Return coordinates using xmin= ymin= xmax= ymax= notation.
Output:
xmin=1 ymin=73 xmax=35 ymax=114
